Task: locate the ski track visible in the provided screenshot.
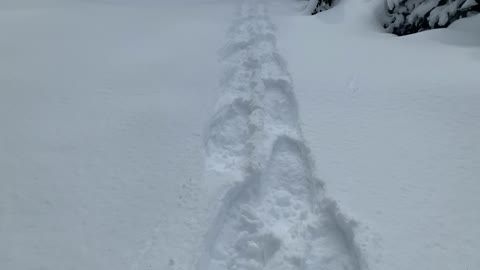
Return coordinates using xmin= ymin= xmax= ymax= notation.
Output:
xmin=202 ymin=1 xmax=366 ymax=270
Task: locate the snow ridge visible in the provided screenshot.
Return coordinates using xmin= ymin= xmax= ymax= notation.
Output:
xmin=201 ymin=1 xmax=367 ymax=269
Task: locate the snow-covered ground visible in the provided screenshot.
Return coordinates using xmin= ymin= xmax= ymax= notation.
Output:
xmin=0 ymin=1 xmax=229 ymax=269
xmin=1 ymin=0 xmax=479 ymax=270
xmin=273 ymin=1 xmax=480 ymax=269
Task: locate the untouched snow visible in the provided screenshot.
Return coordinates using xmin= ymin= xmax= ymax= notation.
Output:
xmin=0 ymin=1 xmax=229 ymax=269
xmin=1 ymin=0 xmax=479 ymax=270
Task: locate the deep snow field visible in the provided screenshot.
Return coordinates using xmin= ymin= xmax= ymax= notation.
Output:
xmin=1 ymin=0 xmax=479 ymax=270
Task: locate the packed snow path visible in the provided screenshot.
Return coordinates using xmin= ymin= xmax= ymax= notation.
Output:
xmin=200 ymin=1 xmax=366 ymax=269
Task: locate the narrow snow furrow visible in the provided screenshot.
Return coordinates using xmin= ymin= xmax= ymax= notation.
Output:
xmin=201 ymin=1 xmax=366 ymax=269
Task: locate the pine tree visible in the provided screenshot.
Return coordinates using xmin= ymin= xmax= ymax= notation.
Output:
xmin=384 ymin=0 xmax=480 ymax=35
xmin=310 ymin=0 xmax=334 ymax=15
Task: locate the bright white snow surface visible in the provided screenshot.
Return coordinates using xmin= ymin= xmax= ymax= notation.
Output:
xmin=0 ymin=1 xmax=228 ymax=269
xmin=1 ymin=0 xmax=479 ymax=270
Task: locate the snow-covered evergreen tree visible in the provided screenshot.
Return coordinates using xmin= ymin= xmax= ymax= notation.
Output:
xmin=384 ymin=0 xmax=480 ymax=35
xmin=309 ymin=0 xmax=333 ymax=15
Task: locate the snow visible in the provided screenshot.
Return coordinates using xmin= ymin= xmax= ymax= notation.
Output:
xmin=0 ymin=1 xmax=229 ymax=269
xmin=1 ymin=0 xmax=479 ymax=270
xmin=199 ymin=2 xmax=364 ymax=269
xmin=273 ymin=0 xmax=480 ymax=270
xmin=429 ymin=1 xmax=463 ymax=27
xmin=408 ymin=0 xmax=442 ymax=24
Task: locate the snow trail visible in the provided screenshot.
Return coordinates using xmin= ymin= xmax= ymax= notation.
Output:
xmin=201 ymin=1 xmax=366 ymax=269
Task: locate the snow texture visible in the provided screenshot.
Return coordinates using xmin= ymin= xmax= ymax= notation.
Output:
xmin=200 ymin=1 xmax=366 ymax=270
xmin=1 ymin=0 xmax=479 ymax=270
xmin=385 ymin=0 xmax=479 ymax=35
